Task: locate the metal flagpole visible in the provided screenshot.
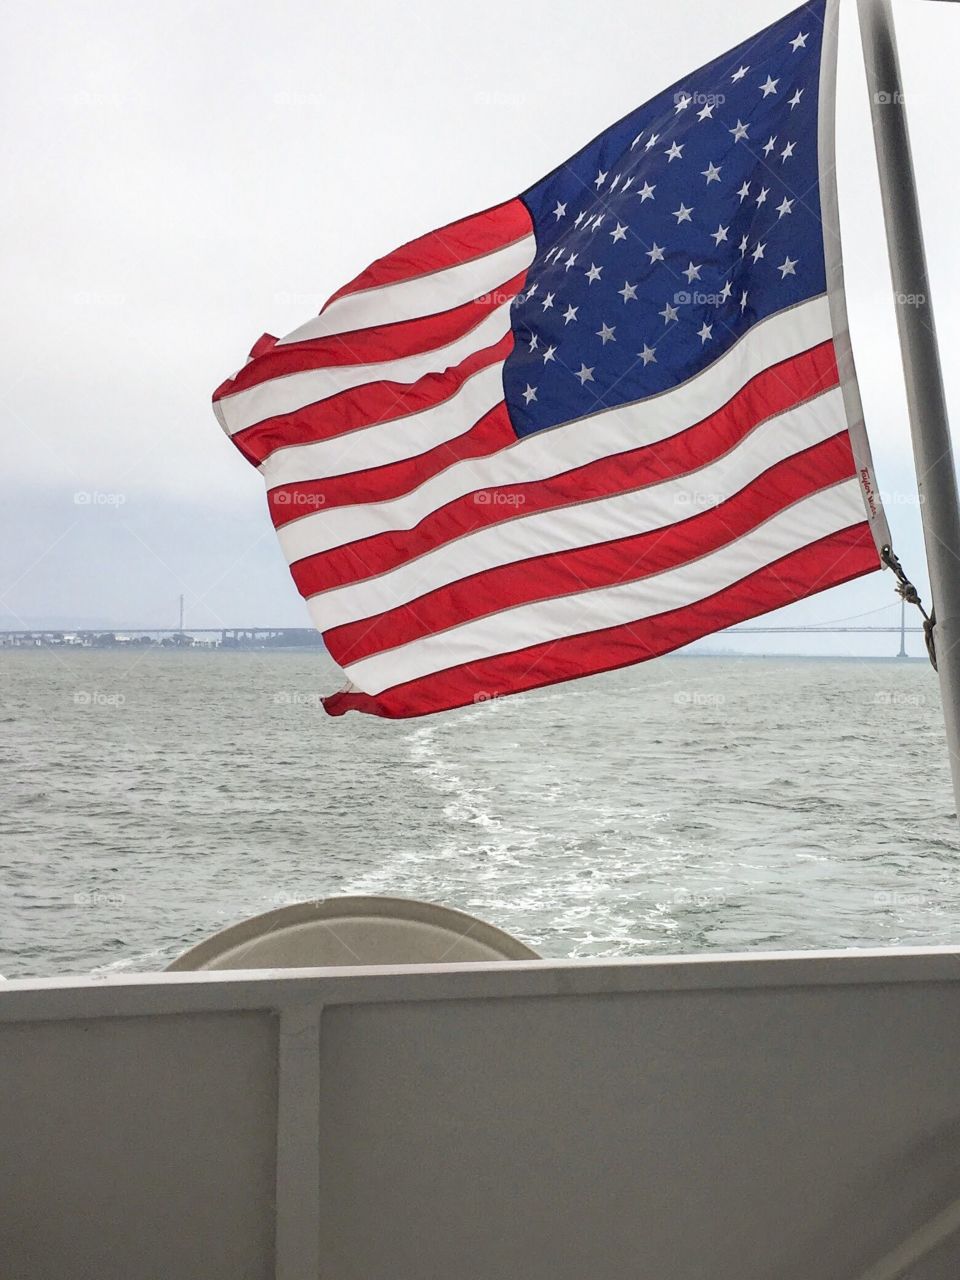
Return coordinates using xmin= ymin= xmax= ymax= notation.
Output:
xmin=857 ymin=0 xmax=960 ymax=819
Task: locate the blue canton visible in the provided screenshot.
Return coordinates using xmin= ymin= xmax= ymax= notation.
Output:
xmin=504 ymin=0 xmax=827 ymax=438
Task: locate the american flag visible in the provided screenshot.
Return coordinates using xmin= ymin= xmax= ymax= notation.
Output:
xmin=214 ymin=0 xmax=888 ymax=719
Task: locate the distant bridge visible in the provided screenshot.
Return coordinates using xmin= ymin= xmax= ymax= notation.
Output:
xmin=0 ymin=621 xmax=923 ymax=655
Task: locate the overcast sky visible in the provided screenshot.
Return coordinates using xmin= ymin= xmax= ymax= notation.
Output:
xmin=2 ymin=0 xmax=958 ymax=656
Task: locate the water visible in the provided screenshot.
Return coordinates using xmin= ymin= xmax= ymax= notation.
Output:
xmin=1 ymin=648 xmax=957 ymax=979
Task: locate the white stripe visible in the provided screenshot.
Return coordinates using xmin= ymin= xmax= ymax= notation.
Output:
xmin=261 ymin=360 xmax=506 ymax=487
xmin=306 ymin=387 xmax=846 ymax=630
xmin=279 ymin=295 xmax=832 ymax=561
xmin=278 ymin=235 xmax=536 ymax=344
xmin=217 ymin=302 xmax=514 ymax=436
xmin=339 ymin=480 xmax=865 ymax=695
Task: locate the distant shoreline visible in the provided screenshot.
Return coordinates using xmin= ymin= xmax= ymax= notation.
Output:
xmin=0 ymin=645 xmax=928 ymax=663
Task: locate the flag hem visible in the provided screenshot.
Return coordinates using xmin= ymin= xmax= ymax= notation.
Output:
xmin=818 ymin=0 xmax=891 ymax=555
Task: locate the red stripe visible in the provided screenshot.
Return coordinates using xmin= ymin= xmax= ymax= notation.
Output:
xmin=323 ymin=433 xmax=858 ymax=667
xmin=214 ymin=271 xmax=525 ymax=402
xmin=323 ymin=198 xmax=532 ymax=305
xmin=232 ymin=334 xmax=513 ymax=467
xmin=269 ymin=403 xmax=516 ymax=527
xmin=289 ymin=341 xmax=839 ymax=596
xmin=322 ymin=524 xmax=880 ymax=718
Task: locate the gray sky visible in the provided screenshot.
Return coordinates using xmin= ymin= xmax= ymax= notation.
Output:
xmin=1 ymin=0 xmax=957 ymax=656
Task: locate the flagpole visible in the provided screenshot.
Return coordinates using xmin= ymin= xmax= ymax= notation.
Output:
xmin=857 ymin=0 xmax=960 ymax=820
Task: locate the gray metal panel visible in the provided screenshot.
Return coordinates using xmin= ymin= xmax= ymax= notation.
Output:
xmin=4 ymin=951 xmax=960 ymax=1279
xmin=0 ymin=1010 xmax=278 ymax=1280
xmin=314 ymin=984 xmax=960 ymax=1280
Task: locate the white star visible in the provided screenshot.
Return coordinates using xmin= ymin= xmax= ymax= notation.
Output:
xmin=762 ymin=135 xmax=777 ymax=156
xmin=740 ymin=290 xmax=749 ymax=313
xmin=564 ymin=252 xmax=578 ymax=271
xmin=622 ymin=176 xmax=634 ymax=192
xmin=731 ymin=65 xmax=749 ymax=82
xmin=596 ymin=322 xmax=616 ymax=345
xmin=672 ymin=202 xmax=693 ymax=224
xmin=697 ymin=101 xmax=715 ymax=121
xmin=675 ymin=93 xmax=692 ymax=113
xmin=630 ymin=133 xmax=643 ymax=150
xmin=756 ymin=186 xmax=769 ymax=206
xmin=789 ymin=88 xmax=804 ymax=109
xmin=790 ymin=31 xmax=808 ymax=51
xmin=739 ymin=235 xmax=749 ymax=256
xmin=585 ymin=263 xmax=602 ymax=284
xmin=697 ymin=321 xmax=713 ymax=344
xmin=683 ymin=261 xmax=702 ymax=283
xmin=729 ymin=119 xmax=749 ymax=142
xmin=711 ymin=224 xmax=729 ymax=246
xmin=759 ymin=75 xmax=779 ymax=97
xmin=777 ymin=196 xmax=794 ymax=218
xmin=541 ymin=291 xmax=555 ymax=310
xmin=719 ymin=280 xmax=733 ymax=302
xmin=779 ymin=255 xmax=798 ymax=278
xmin=552 ymin=201 xmax=567 ymax=220
xmin=525 ymin=283 xmax=538 ymax=299
xmin=528 ymin=332 xmax=539 ymax=351
xmin=665 ymin=140 xmax=684 ymax=161
xmin=575 ymin=364 xmax=595 ymax=386
xmin=610 ymin=174 xmax=621 ymax=191
xmin=659 ymin=302 xmax=679 ymax=324
xmin=636 ymin=181 xmax=656 ymax=202
xmin=752 ymin=241 xmax=766 ymax=262
xmin=610 ymin=221 xmax=628 ymax=243
xmin=701 ymin=161 xmax=722 ymax=184
xmin=574 ymin=211 xmax=587 ymax=228
xmin=563 ymin=305 xmax=578 ymax=325
xmin=591 ymin=213 xmax=605 ymax=231
xmin=522 ymin=384 xmax=537 ymax=404
xmin=781 ymin=141 xmax=796 ymax=161
xmin=618 ymin=281 xmax=638 ymax=303
xmin=646 ymin=242 xmax=665 ymax=264
xmin=644 ymin=132 xmax=659 ymax=151
xmin=542 ymin=344 xmax=557 ymax=363
xmin=639 ymin=343 xmax=657 ymax=366
xmin=594 ymin=169 xmax=608 ymax=189
xmin=737 ymin=181 xmax=751 ymax=203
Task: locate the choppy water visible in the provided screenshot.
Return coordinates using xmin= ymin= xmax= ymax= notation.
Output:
xmin=1 ymin=648 xmax=958 ymax=979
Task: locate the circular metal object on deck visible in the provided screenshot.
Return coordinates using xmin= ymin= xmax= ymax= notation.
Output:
xmin=167 ymin=895 xmax=539 ymax=970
